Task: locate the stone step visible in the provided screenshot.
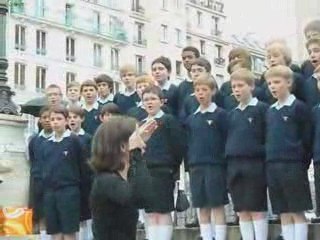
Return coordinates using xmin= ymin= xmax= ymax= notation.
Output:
xmin=137 ymin=224 xmax=320 ymax=240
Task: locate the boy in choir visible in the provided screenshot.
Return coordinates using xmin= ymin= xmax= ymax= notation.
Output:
xmin=99 ymin=103 xmax=121 ymax=123
xmin=114 ymin=64 xmax=140 ymax=113
xmin=42 ymin=106 xmax=86 ymax=240
xmin=95 ymin=74 xmax=114 ymax=107
xmin=185 ymin=76 xmax=228 ymax=240
xmin=66 ymin=81 xmax=81 ymax=108
xmin=226 ymin=68 xmax=269 ymax=240
xmin=80 ymin=80 xmax=101 ymax=136
xmin=265 ymin=65 xmax=312 ymax=240
xmin=151 ymin=56 xmax=179 ymax=116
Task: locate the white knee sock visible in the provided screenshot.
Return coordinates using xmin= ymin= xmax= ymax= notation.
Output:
xmin=210 ymin=212 xmax=216 ymax=238
xmin=139 ymin=209 xmax=145 ymax=223
xmin=86 ymin=219 xmax=93 ymax=240
xmin=158 ymin=225 xmax=173 ymax=240
xmin=294 ymin=223 xmax=308 ymax=240
xmin=282 ymin=224 xmax=294 ymax=240
xmin=239 ymin=221 xmax=254 ymax=240
xmin=253 ymin=219 xmax=268 ymax=240
xmin=200 ymin=224 xmax=213 ymax=240
xmin=215 ymin=224 xmax=227 ymax=240
xmin=148 ymin=225 xmax=158 ymax=240
xmin=40 ymin=230 xmax=49 ymax=240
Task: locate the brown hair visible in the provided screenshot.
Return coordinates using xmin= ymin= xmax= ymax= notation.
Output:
xmin=100 ymin=103 xmax=121 ymax=116
xmin=264 ymin=65 xmax=293 ymax=84
xmin=46 ymin=84 xmax=62 ymax=95
xmin=141 ymin=85 xmax=164 ymax=100
xmin=227 ymin=59 xmax=252 ymax=74
xmin=306 ymin=37 xmax=320 ymax=49
xmin=136 ymin=75 xmax=154 ymax=86
xmin=193 ymin=76 xmax=216 ymax=90
xmin=304 ymin=20 xmax=320 ymax=37
xmin=94 ymin=74 xmax=114 ymax=91
xmin=190 ymin=57 xmax=212 ymax=73
xmin=266 ymin=41 xmax=292 ymax=66
xmin=49 ymin=105 xmax=69 ymax=119
xmin=228 ymin=47 xmax=252 ymax=63
xmin=182 ymin=46 xmax=200 ymax=58
xmin=90 ymin=116 xmax=136 ymax=173
xmin=230 ymin=68 xmax=255 ymax=86
xmin=66 ymin=81 xmax=80 ymax=90
xmin=151 ymin=56 xmax=172 ymax=73
xmin=68 ymin=106 xmax=85 ymax=119
xmin=80 ymin=80 xmax=98 ymax=92
xmin=119 ymin=64 xmax=136 ymax=76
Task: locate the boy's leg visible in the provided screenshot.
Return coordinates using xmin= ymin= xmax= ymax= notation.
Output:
xmin=199 ymin=208 xmax=213 ymax=240
xmin=252 ymin=212 xmax=268 ymax=240
xmin=314 ymin=164 xmax=320 ymax=217
xmin=292 ymin=212 xmax=308 ymax=240
xmin=147 ymin=213 xmax=173 ymax=240
xmin=63 ymin=233 xmax=77 ymax=240
xmin=280 ymin=213 xmax=294 ymax=240
xmin=238 ymin=212 xmax=254 ymax=240
xmin=212 ymin=206 xmax=226 ymax=240
xmin=51 ymin=234 xmax=63 ymax=240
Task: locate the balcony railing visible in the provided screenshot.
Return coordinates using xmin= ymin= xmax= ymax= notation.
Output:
xmin=132 ymin=5 xmax=145 ymax=14
xmin=36 ymin=48 xmax=47 ymax=55
xmin=214 ymin=57 xmax=225 ymax=67
xmin=211 ymin=29 xmax=222 ymax=36
xmin=133 ymin=38 xmax=147 ymax=46
xmin=188 ymin=0 xmax=224 ymax=13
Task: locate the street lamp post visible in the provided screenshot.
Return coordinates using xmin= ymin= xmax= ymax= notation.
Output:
xmin=0 ymin=0 xmax=18 ymax=115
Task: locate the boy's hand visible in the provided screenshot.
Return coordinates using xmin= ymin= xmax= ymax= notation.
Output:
xmin=138 ymin=119 xmax=158 ymax=142
xmin=129 ymin=131 xmax=146 ymax=152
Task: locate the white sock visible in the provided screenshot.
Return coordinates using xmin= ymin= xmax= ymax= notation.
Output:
xmin=215 ymin=224 xmax=227 ymax=240
xmin=239 ymin=221 xmax=254 ymax=240
xmin=148 ymin=225 xmax=158 ymax=240
xmin=139 ymin=209 xmax=145 ymax=223
xmin=282 ymin=224 xmax=294 ymax=240
xmin=158 ymin=225 xmax=173 ymax=240
xmin=200 ymin=223 xmax=213 ymax=240
xmin=39 ymin=230 xmax=48 ymax=240
xmin=86 ymin=219 xmax=93 ymax=240
xmin=210 ymin=212 xmax=216 ymax=237
xmin=294 ymin=223 xmax=308 ymax=240
xmin=253 ymin=219 xmax=268 ymax=240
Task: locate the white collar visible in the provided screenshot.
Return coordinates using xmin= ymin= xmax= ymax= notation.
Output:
xmin=66 ymin=101 xmax=81 ymax=109
xmin=38 ymin=130 xmax=53 ymax=139
xmin=48 ymin=129 xmax=71 ymax=142
xmin=160 ymin=80 xmax=171 ymax=91
xmin=271 ymin=94 xmax=296 ymax=110
xmin=143 ymin=110 xmax=164 ymax=122
xmin=82 ymin=101 xmax=99 ymax=111
xmin=121 ymin=89 xmax=136 ymax=97
xmin=236 ymin=97 xmax=258 ymax=111
xmin=194 ymin=102 xmax=217 ymax=114
xmin=185 ymin=76 xmax=193 ymax=82
xmin=136 ymin=101 xmax=144 ymax=108
xmin=190 ymin=93 xmax=195 ymax=96
xmin=74 ymin=128 xmax=85 ymax=136
xmin=98 ymin=94 xmax=114 ymax=104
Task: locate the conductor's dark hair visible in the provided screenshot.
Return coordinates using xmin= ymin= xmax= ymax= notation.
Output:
xmin=182 ymin=46 xmax=200 ymax=58
xmin=90 ymin=116 xmax=136 ymax=173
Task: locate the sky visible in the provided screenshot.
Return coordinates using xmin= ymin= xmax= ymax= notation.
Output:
xmin=224 ymin=0 xmax=297 ymax=44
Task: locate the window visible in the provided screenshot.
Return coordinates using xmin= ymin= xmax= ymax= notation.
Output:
xmin=65 ymin=4 xmax=73 ymax=26
xmin=66 ymin=37 xmax=75 ymax=62
xmin=211 ymin=16 xmax=220 ymax=35
xmin=215 ymin=44 xmax=222 ymax=58
xmin=111 ymin=48 xmax=120 ymax=70
xmin=134 ymin=22 xmax=145 ymax=45
xmin=93 ymin=43 xmax=102 ymax=67
xmin=186 ymin=35 xmax=192 ymax=45
xmin=36 ymin=0 xmax=45 ymax=17
xmin=14 ymin=63 xmax=26 ymax=89
xmin=253 ymin=57 xmax=265 ymax=73
xmin=162 ymin=0 xmax=168 ymax=10
xmin=66 ymin=72 xmax=76 ymax=85
xmin=175 ymin=0 xmax=181 ymax=8
xmin=197 ymin=11 xmax=202 ymax=26
xmin=132 ymin=0 xmax=143 ymax=12
xmin=175 ymin=28 xmax=182 ymax=46
xmin=200 ymin=40 xmax=206 ymax=55
xmin=36 ymin=30 xmax=46 ymax=55
xmin=160 ymin=24 xmax=168 ymax=42
xmin=15 ymin=25 xmax=26 ymax=51
xmin=93 ymin=11 xmax=101 ymax=33
xmin=36 ymin=66 xmax=46 ymax=91
xmin=135 ymin=55 xmax=145 ymax=74
xmin=176 ymin=61 xmax=182 ymax=76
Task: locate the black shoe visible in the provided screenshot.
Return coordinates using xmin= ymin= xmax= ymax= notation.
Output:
xmin=311 ymin=217 xmax=320 ymax=223
xmin=269 ymin=218 xmax=281 ymax=224
xmin=185 ymin=219 xmax=199 ymax=228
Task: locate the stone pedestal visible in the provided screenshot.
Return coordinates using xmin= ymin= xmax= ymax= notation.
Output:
xmin=0 ymin=114 xmax=29 ymax=207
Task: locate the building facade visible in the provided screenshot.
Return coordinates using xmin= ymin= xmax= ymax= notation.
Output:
xmin=7 ymin=0 xmax=231 ymax=103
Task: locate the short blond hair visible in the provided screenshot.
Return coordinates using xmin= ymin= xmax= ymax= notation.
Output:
xmin=265 ymin=65 xmax=293 ymax=83
xmin=306 ymin=37 xmax=320 ymax=49
xmin=193 ymin=76 xmax=216 ymax=90
xmin=266 ymin=41 xmax=292 ymax=66
xmin=230 ymin=68 xmax=255 ymax=86
xmin=136 ymin=75 xmax=154 ymax=86
xmin=119 ymin=64 xmax=136 ymax=76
